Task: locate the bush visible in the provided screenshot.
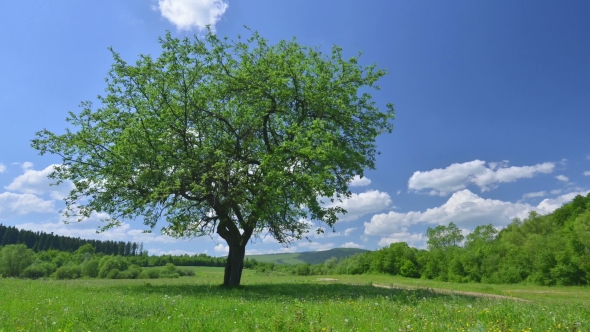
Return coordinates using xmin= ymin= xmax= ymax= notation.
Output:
xmin=0 ymin=244 xmax=34 ymax=277
xmin=107 ymin=269 xmax=120 ymax=279
xmin=138 ymin=269 xmax=161 ymax=279
xmin=98 ymin=256 xmax=130 ymax=278
xmin=125 ymin=265 xmax=141 ymax=279
xmin=399 ymin=260 xmax=420 ymax=278
xmin=82 ymin=259 xmax=100 ymax=278
xmin=55 ymin=265 xmax=82 ymax=280
xmin=177 ymin=268 xmax=195 ymax=277
xmin=160 ymin=270 xmax=180 ymax=278
xmin=22 ymin=264 xmax=47 ymax=279
xmin=165 ymin=263 xmax=176 ymax=272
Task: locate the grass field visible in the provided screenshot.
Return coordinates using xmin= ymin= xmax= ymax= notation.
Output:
xmin=1 ymin=267 xmax=588 ymax=331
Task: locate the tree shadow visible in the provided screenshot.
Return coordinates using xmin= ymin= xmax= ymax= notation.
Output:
xmin=112 ymin=281 xmax=482 ymax=305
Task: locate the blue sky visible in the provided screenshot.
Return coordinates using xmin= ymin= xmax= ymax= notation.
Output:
xmin=1 ymin=1 xmax=589 ymax=256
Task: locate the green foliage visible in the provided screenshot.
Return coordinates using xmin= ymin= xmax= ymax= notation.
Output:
xmin=106 ymin=268 xmax=120 ymax=279
xmin=55 ymin=265 xmax=82 ymax=280
xmin=165 ymin=263 xmax=176 ymax=272
xmin=138 ymin=269 xmax=161 ymax=279
xmin=21 ymin=263 xmax=54 ymax=279
xmin=0 ymin=244 xmax=34 ymax=277
xmin=31 ymin=27 xmax=394 ymax=286
xmin=98 ymin=255 xmax=129 ymax=278
xmin=310 ymin=193 xmax=590 ymax=286
xmin=82 ymin=259 xmax=100 ymax=278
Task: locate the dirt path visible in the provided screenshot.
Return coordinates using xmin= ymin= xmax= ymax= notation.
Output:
xmin=315 ymin=278 xmax=530 ymax=302
xmin=371 ymin=283 xmax=531 ymax=302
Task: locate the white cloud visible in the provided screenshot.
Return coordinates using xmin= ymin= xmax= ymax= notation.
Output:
xmin=22 ymin=162 xmax=34 ymax=170
xmin=156 ymin=0 xmax=228 ymax=32
xmin=5 ymin=164 xmax=73 ymax=200
xmin=522 ymin=191 xmax=546 ymax=199
xmin=408 ymin=160 xmax=555 ymax=196
xmin=298 ymin=241 xmax=334 ymax=251
xmin=536 ymin=190 xmax=590 ymax=214
xmin=550 ymin=189 xmax=563 ymax=195
xmin=0 ymin=163 xmax=6 ymax=173
xmin=556 ymin=175 xmax=569 ymax=182
xmin=0 ymin=192 xmax=55 ymax=218
xmin=326 ymin=190 xmax=391 ymax=222
xmin=349 ymin=175 xmax=371 ymax=187
xmin=365 ymin=189 xmax=590 ymax=240
xmin=16 ymin=207 xmax=183 ymax=244
xmin=377 ymin=231 xmax=425 ymax=249
xmin=341 ymin=242 xmax=364 ymax=249
xmin=147 ymin=248 xmax=204 ymax=256
xmin=214 ymin=243 xmax=229 ymax=254
xmin=396 ymin=190 xmax=401 ymax=195
xmin=313 ymin=227 xmax=357 ymax=239
xmin=583 ymin=171 xmax=590 ymax=176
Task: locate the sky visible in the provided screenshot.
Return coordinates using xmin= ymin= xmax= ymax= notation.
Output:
xmin=1 ymin=1 xmax=590 ymax=257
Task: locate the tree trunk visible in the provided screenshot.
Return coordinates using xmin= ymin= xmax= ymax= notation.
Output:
xmin=224 ymin=243 xmax=246 ymax=287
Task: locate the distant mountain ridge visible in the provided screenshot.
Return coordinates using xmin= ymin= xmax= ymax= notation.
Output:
xmin=245 ymin=248 xmax=367 ymax=265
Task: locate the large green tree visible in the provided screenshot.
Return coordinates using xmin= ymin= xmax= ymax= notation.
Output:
xmin=31 ymin=27 xmax=394 ymax=286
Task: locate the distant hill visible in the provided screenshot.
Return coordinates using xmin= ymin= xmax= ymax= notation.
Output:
xmin=245 ymin=248 xmax=367 ymax=265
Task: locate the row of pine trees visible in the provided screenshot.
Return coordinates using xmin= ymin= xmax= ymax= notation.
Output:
xmin=0 ymin=224 xmax=143 ymax=256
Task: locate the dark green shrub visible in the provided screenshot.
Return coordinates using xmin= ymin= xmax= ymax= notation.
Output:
xmin=82 ymin=259 xmax=100 ymax=278
xmin=138 ymin=269 xmax=160 ymax=279
xmin=165 ymin=263 xmax=176 ymax=272
xmin=22 ymin=264 xmax=47 ymax=279
xmin=55 ymin=265 xmax=82 ymax=280
xmin=107 ymin=269 xmax=120 ymax=279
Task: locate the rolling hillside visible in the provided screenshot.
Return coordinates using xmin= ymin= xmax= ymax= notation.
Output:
xmin=245 ymin=248 xmax=367 ymax=265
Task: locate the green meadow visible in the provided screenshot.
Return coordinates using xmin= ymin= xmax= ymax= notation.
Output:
xmin=1 ymin=267 xmax=588 ymax=332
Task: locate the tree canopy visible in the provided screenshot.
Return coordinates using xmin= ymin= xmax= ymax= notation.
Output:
xmin=31 ymin=27 xmax=395 ymax=286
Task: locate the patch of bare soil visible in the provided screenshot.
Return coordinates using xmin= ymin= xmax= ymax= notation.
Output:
xmin=316 ymin=278 xmax=339 ymax=281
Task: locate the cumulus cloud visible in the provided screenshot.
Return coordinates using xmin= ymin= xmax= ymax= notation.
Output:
xmin=21 ymin=162 xmax=34 ymax=170
xmin=584 ymin=171 xmax=590 ymax=176
xmin=408 ymin=160 xmax=555 ymax=196
xmin=522 ymin=191 xmax=546 ymax=199
xmin=550 ymin=189 xmax=563 ymax=195
xmin=365 ymin=189 xmax=590 ymax=239
xmin=325 ymin=190 xmax=391 ymax=222
xmin=313 ymin=227 xmax=357 ymax=239
xmin=349 ymin=175 xmax=371 ymax=187
xmin=214 ymin=243 xmax=229 ymax=254
xmin=0 ymin=163 xmax=6 ymax=173
xmin=341 ymin=242 xmax=364 ymax=249
xmin=377 ymin=231 xmax=425 ymax=248
xmin=155 ymin=0 xmax=228 ymax=32
xmin=536 ymin=190 xmax=590 ymax=214
xmin=0 ymin=192 xmax=55 ymax=218
xmin=147 ymin=248 xmax=204 ymax=256
xmin=556 ymin=175 xmax=569 ymax=182
xmin=5 ymin=164 xmax=74 ymax=200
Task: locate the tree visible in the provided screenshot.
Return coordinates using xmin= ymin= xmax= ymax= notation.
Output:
xmin=0 ymin=244 xmax=34 ymax=277
xmin=426 ymin=222 xmax=464 ymax=250
xmin=31 ymin=27 xmax=394 ymax=286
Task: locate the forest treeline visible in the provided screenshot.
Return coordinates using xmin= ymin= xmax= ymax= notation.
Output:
xmin=252 ymin=193 xmax=590 ymax=286
xmin=1 ymin=193 xmax=589 ymax=285
xmin=0 ymin=242 xmax=231 ymax=279
xmin=0 ymin=224 xmax=144 ymax=256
